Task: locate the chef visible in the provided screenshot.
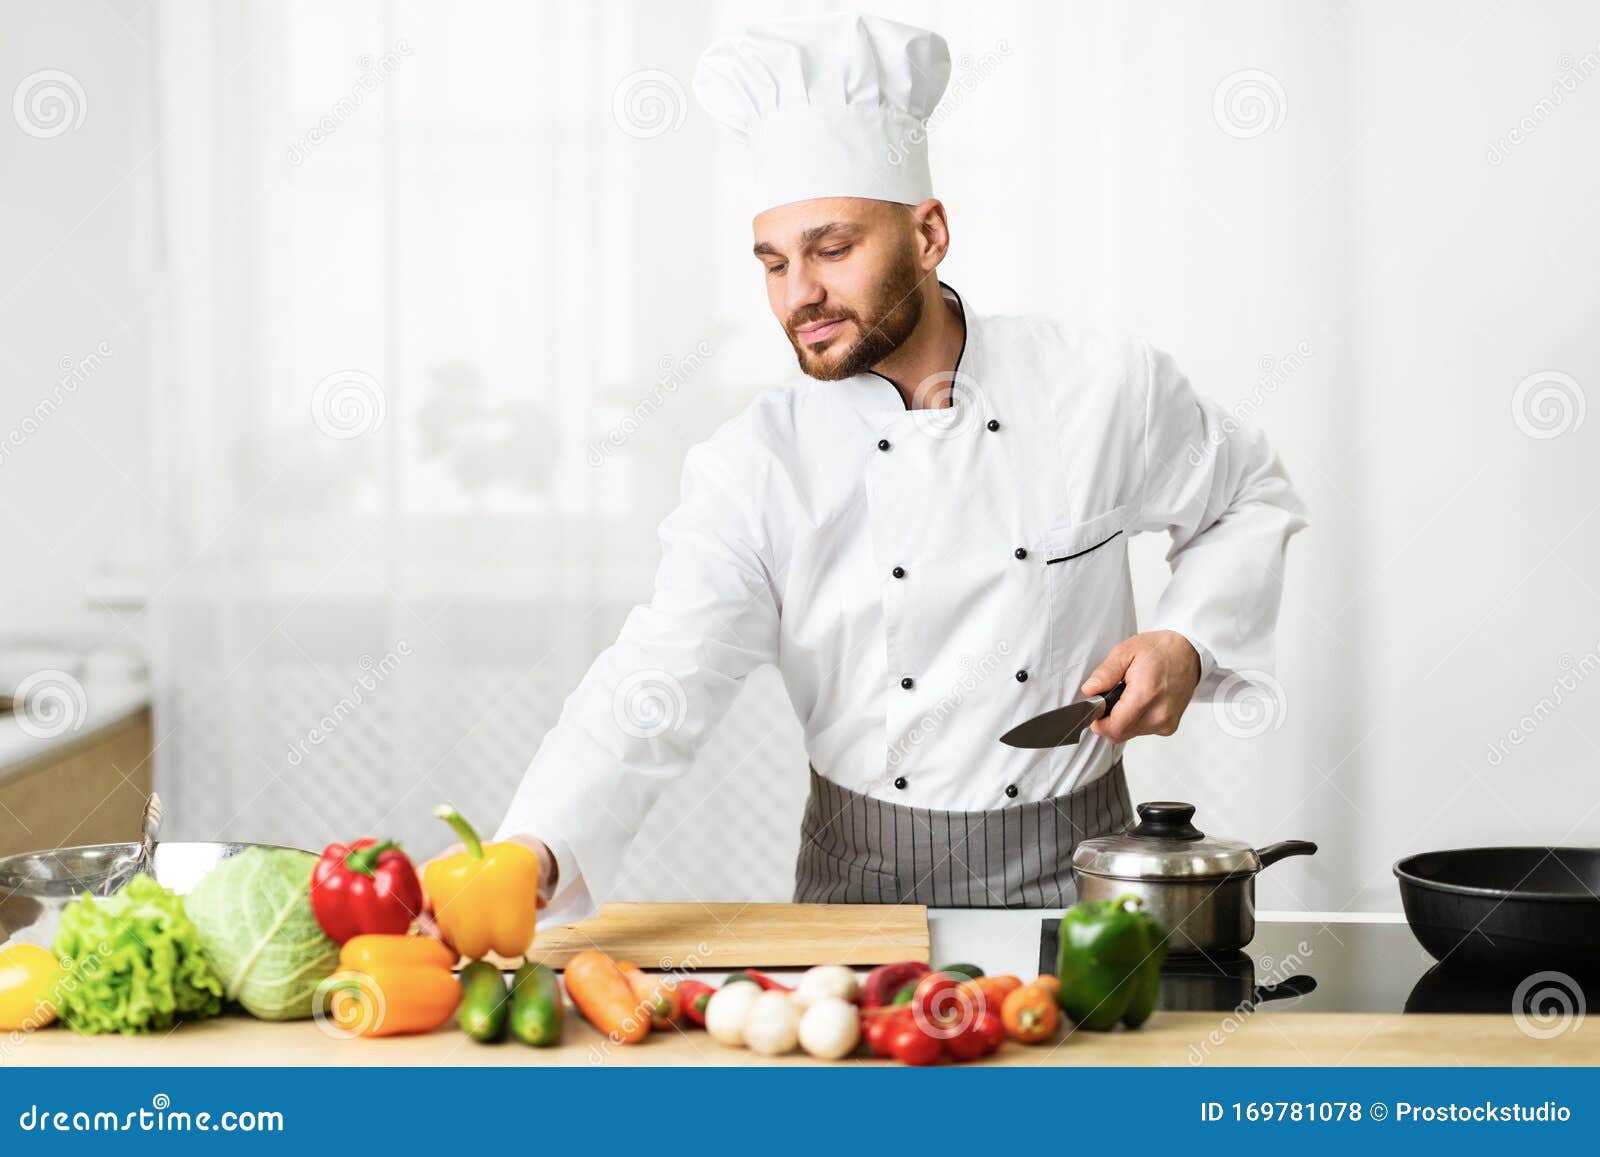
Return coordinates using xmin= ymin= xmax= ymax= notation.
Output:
xmin=492 ymin=13 xmax=1308 ymax=926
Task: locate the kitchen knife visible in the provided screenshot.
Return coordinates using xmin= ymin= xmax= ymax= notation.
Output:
xmin=998 ymin=682 xmax=1126 ymax=748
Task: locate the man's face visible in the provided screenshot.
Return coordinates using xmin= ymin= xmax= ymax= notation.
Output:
xmin=753 ymin=198 xmax=926 ymax=381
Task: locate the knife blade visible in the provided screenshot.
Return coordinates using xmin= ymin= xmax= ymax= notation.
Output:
xmin=998 ymin=682 xmax=1126 ymax=748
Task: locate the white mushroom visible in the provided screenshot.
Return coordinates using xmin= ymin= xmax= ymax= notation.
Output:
xmin=793 ymin=964 xmax=860 ymax=1009
xmin=742 ymin=991 xmax=802 ymax=1056
xmin=798 ymin=997 xmax=861 ymax=1060
xmin=704 ymin=982 xmax=763 ymax=1047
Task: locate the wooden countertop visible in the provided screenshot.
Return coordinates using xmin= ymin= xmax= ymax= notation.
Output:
xmin=10 ymin=1008 xmax=1593 ymax=1067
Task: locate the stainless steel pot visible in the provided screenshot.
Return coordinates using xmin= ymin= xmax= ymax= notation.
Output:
xmin=1071 ymin=801 xmax=1316 ymax=954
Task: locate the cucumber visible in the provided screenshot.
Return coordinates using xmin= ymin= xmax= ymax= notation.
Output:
xmin=509 ymin=962 xmax=564 ymax=1047
xmin=722 ymin=970 xmax=759 ymax=987
xmin=940 ymin=962 xmax=985 ymax=980
xmin=457 ymin=960 xmax=510 ymax=1042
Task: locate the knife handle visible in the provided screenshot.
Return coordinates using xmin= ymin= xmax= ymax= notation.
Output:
xmin=1100 ymin=681 xmax=1126 ymax=716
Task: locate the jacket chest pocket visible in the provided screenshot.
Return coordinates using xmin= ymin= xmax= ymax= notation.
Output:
xmin=1039 ymin=505 xmax=1132 ymax=680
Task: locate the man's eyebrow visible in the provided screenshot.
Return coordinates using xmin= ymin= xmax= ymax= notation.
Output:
xmin=752 ymin=221 xmax=864 ymax=258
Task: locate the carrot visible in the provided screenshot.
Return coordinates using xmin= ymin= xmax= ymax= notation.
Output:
xmin=563 ymin=951 xmax=650 ymax=1043
xmin=961 ymin=974 xmax=1023 ymax=1013
xmin=1001 ymin=981 xmax=1059 ymax=1043
xmin=1031 ymin=974 xmax=1060 ymax=998
xmin=617 ymin=960 xmax=681 ymax=1029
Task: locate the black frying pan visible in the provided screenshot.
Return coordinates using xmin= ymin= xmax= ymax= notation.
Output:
xmin=1394 ymin=847 xmax=1600 ymax=977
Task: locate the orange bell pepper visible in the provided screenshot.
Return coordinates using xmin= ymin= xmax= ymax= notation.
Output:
xmin=324 ymin=934 xmax=460 ymax=1038
xmin=422 ymin=805 xmax=541 ymax=959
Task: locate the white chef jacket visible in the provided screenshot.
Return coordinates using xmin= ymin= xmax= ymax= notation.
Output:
xmin=499 ymin=284 xmax=1308 ymax=926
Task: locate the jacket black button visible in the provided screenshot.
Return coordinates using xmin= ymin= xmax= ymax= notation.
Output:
xmin=1015 ymin=670 xmax=1029 ymax=683
xmin=1005 ymin=784 xmax=1019 ymax=799
xmin=986 ymin=419 xmax=1000 ymax=432
xmin=900 ymin=676 xmax=914 ymax=690
xmin=894 ymin=776 xmax=908 ymax=790
xmin=877 ymin=438 xmax=891 ymax=452
xmin=892 ymin=566 xmax=905 ymax=579
xmin=1014 ymin=547 xmax=1027 ymax=560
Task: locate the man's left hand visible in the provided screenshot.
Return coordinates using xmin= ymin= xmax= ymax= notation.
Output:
xmin=1081 ymin=630 xmax=1202 ymax=743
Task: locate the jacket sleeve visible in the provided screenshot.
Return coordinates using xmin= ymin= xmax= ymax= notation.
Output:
xmin=1131 ymin=342 xmax=1309 ymax=700
xmin=494 ymin=429 xmax=781 ymax=926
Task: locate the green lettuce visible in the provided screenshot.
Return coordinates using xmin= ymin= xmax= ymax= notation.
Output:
xmin=51 ymin=873 xmax=224 ymax=1034
xmin=184 ymin=847 xmax=340 ymax=1020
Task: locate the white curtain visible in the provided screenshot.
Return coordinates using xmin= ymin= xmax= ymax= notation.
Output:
xmin=148 ymin=0 xmax=1600 ymax=910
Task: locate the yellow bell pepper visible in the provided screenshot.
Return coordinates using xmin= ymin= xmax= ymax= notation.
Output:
xmin=422 ymin=805 xmax=540 ymax=959
xmin=324 ymin=934 xmax=460 ymax=1038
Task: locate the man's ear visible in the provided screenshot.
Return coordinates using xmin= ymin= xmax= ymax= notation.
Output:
xmin=906 ymin=198 xmax=950 ymax=271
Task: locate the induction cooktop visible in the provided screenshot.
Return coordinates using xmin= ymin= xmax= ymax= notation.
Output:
xmin=1038 ymin=917 xmax=1595 ymax=1015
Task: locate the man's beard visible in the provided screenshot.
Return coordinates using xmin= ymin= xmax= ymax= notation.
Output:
xmin=785 ymin=251 xmax=926 ymax=382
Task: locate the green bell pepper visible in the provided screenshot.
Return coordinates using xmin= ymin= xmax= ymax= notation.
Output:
xmin=1056 ymin=894 xmax=1168 ymax=1031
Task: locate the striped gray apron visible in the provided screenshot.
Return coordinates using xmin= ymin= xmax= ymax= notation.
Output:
xmin=793 ymin=762 xmax=1132 ymax=908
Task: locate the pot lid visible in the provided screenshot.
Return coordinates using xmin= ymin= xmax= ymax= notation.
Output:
xmin=1071 ymin=801 xmax=1261 ymax=880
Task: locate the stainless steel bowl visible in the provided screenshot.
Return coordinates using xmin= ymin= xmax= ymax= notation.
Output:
xmin=0 ymin=841 xmax=306 ymax=948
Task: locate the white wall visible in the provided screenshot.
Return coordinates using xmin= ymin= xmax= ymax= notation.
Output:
xmin=5 ymin=0 xmax=1598 ymax=912
xmin=0 ymin=0 xmax=157 ymax=644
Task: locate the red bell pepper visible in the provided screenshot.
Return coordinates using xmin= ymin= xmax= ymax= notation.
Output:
xmin=860 ymin=961 xmax=930 ymax=1008
xmin=310 ymin=838 xmax=425 ymax=943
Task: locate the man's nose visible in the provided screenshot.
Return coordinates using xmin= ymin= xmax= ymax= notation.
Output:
xmin=785 ymin=264 xmax=825 ymax=317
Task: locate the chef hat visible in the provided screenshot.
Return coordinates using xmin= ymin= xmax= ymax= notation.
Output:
xmin=693 ymin=12 xmax=951 ymax=214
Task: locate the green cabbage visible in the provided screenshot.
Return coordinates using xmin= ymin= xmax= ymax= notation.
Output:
xmin=184 ymin=847 xmax=340 ymax=1020
xmin=51 ymin=873 xmax=224 ymax=1034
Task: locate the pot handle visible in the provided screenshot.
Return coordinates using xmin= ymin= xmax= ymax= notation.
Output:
xmin=1253 ymin=974 xmax=1318 ymax=1005
xmin=1256 ymin=839 xmax=1318 ymax=869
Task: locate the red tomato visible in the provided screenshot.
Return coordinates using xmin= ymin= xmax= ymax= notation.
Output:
xmin=974 ymin=1009 xmax=1006 ymax=1055
xmin=864 ymin=1008 xmax=910 ymax=1058
xmin=911 ymin=971 xmax=965 ymax=1025
xmin=945 ymin=1021 xmax=990 ymax=1062
xmin=888 ymin=1020 xmax=944 ymax=1066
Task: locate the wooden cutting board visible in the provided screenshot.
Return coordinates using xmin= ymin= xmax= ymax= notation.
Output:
xmin=506 ymin=902 xmax=930 ymax=970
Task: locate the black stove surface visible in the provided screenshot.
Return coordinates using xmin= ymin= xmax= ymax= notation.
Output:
xmin=1038 ymin=918 xmax=1593 ymax=1015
